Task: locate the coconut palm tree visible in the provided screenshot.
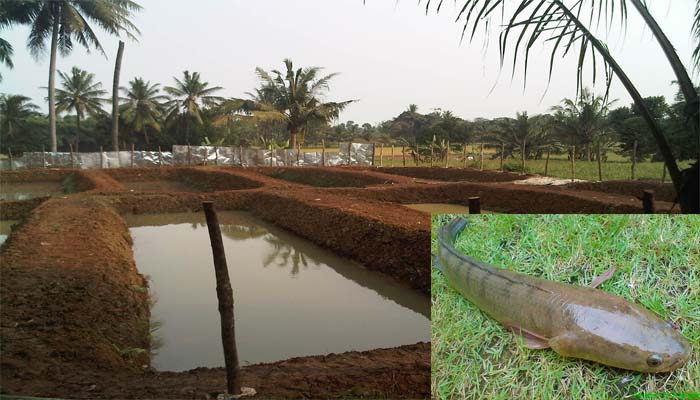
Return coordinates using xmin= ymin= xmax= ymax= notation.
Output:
xmin=54 ymin=67 xmax=107 ymax=151
xmin=428 ymin=0 xmax=699 ymax=212
xmin=164 ymin=70 xmax=224 ymax=144
xmin=0 ymin=94 xmax=39 ymax=144
xmin=0 ymin=0 xmax=41 ymax=82
xmin=120 ymin=78 xmax=167 ymax=145
xmin=22 ymin=0 xmax=141 ymax=152
xmin=551 ymin=89 xmax=615 ymax=161
xmin=249 ymin=59 xmax=355 ymax=148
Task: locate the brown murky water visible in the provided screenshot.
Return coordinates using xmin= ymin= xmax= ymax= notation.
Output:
xmin=0 ymin=220 xmax=19 ymax=245
xmin=121 ymin=180 xmax=199 ymax=193
xmin=0 ymin=182 xmax=63 ymax=200
xmin=125 ymin=211 xmax=430 ymax=372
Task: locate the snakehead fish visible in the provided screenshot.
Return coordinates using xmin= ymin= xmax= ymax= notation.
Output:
xmin=434 ymin=217 xmax=691 ymax=373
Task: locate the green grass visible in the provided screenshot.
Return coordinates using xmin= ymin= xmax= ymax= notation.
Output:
xmin=373 ymin=148 xmax=693 ymax=182
xmin=431 ymin=215 xmax=700 ymax=400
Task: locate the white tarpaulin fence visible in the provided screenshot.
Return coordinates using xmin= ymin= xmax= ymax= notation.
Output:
xmin=0 ymin=143 xmax=375 ymax=170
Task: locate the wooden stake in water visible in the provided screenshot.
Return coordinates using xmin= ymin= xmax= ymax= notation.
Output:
xmin=631 ymin=140 xmax=638 ymax=180
xmin=468 ymin=197 xmax=481 ymax=214
xmin=479 ymin=143 xmax=484 ymax=171
xmin=596 ymin=142 xmax=603 ymax=182
xmin=642 ymin=190 xmax=655 ymax=214
xmin=202 ymin=201 xmax=242 ymax=396
xmin=544 ymin=147 xmax=550 ymax=177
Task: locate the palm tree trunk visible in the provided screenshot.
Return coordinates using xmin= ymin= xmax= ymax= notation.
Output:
xmin=289 ymin=128 xmax=298 ymax=149
xmin=554 ymin=1 xmax=683 ymax=200
xmin=185 ymin=116 xmax=190 ymax=145
xmin=75 ymin=112 xmax=81 ymax=152
xmin=112 ymin=41 xmax=125 ymax=152
xmin=48 ymin=12 xmax=59 ymax=152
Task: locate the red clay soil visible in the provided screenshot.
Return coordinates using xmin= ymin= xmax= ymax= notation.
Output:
xmin=374 ymin=166 xmax=529 ymax=182
xmin=563 ymin=180 xmax=676 ymax=203
xmin=255 ymin=166 xmax=398 ymax=187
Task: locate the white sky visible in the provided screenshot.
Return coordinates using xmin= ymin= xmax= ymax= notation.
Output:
xmin=1 ymin=0 xmax=697 ymax=124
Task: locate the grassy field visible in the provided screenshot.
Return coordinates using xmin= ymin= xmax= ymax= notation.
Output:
xmin=370 ymin=146 xmax=693 ymax=182
xmin=431 ymin=215 xmax=700 ymax=400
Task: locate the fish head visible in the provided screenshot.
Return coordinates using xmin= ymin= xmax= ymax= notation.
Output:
xmin=552 ymin=301 xmax=691 ymax=373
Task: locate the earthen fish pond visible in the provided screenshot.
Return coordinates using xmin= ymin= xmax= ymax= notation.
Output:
xmin=0 ymin=165 xmax=671 ymax=398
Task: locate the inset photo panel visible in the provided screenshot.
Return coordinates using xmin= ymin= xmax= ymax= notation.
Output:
xmin=431 ymin=214 xmax=698 ymax=399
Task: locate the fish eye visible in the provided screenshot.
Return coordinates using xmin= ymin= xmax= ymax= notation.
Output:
xmin=646 ymin=354 xmax=663 ymax=367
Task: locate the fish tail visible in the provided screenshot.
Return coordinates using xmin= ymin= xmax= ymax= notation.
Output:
xmin=444 ymin=217 xmax=468 ymax=245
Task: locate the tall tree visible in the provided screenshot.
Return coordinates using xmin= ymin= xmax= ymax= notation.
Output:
xmin=0 ymin=94 xmax=39 ymax=146
xmin=111 ymin=40 xmax=125 ymax=151
xmin=0 ymin=0 xmax=41 ymax=82
xmin=23 ymin=0 xmax=141 ymax=152
xmin=164 ymin=70 xmax=224 ymax=144
xmin=249 ymin=59 xmax=355 ymax=148
xmin=120 ymin=77 xmax=166 ymax=145
xmin=54 ymin=67 xmax=107 ymax=151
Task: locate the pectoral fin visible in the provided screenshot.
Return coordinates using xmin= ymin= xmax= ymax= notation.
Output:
xmin=432 ymin=254 xmax=443 ymax=273
xmin=590 ymin=267 xmax=616 ymax=288
xmin=504 ymin=322 xmax=550 ymax=349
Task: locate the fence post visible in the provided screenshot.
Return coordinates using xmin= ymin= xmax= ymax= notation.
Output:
xmin=401 ymin=146 xmax=406 ymax=167
xmin=296 ymin=142 xmax=301 ymax=166
xmin=479 ymin=143 xmax=484 ymax=171
xmin=444 ymin=141 xmax=450 ymax=168
xmin=70 ymin=143 xmax=75 ymax=169
xmin=521 ymin=140 xmax=526 ymax=174
xmin=348 ymin=142 xmax=353 ymax=165
xmin=214 ymin=147 xmax=218 ymax=166
xmin=239 ymin=145 xmax=244 ymax=166
xmin=204 ymin=147 xmax=209 ymax=166
xmin=415 ymin=144 xmax=419 ymax=166
xmin=159 ymin=146 xmax=163 ymax=167
xmin=100 ymin=145 xmax=104 ymax=168
xmin=429 ymin=142 xmax=434 ymax=167
xmin=570 ymin=145 xmax=576 ymax=182
xmin=462 ymin=143 xmax=467 ymax=168
xmin=379 ymin=143 xmax=383 ymax=167
xmin=321 ymin=139 xmax=325 ymax=166
xmin=642 ymin=190 xmax=655 ymax=214
xmin=468 ymin=197 xmax=481 ymax=214
xmin=596 ymin=142 xmax=603 ymax=181
xmin=661 ymin=164 xmax=667 ymax=183
xmin=391 ymin=145 xmax=395 ymax=167
xmin=8 ymin=147 xmax=13 ymax=171
xmin=42 ymin=145 xmax=46 ymax=169
xmin=202 ymin=201 xmax=243 ymax=396
xmin=132 ymin=143 xmax=135 ymax=168
xmin=500 ymin=143 xmax=505 ymax=172
xmin=544 ymin=147 xmax=550 ymax=177
xmin=269 ymin=144 xmax=273 ymax=166
xmin=631 ymin=140 xmax=637 ymax=180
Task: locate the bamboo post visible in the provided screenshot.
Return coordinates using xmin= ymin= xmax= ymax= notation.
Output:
xmin=642 ymin=190 xmax=655 ymax=214
xmin=379 ymin=144 xmax=383 ymax=167
xmin=570 ymin=145 xmax=576 ymax=182
xmin=544 ymin=147 xmax=551 ymax=177
xmin=500 ymin=143 xmax=505 ymax=172
xmin=462 ymin=143 xmax=467 ymax=168
xmin=321 ymin=139 xmax=326 ymax=166
xmin=100 ymin=145 xmax=104 ymax=168
xmin=8 ymin=147 xmax=13 ymax=171
xmin=468 ymin=197 xmax=481 ymax=214
xmin=479 ymin=143 xmax=484 ymax=171
xmin=596 ymin=142 xmax=603 ymax=181
xmin=430 ymin=142 xmax=434 ymax=167
xmin=158 ymin=146 xmax=163 ymax=167
xmin=42 ymin=145 xmax=46 ymax=169
xmin=202 ymin=201 xmax=243 ymax=396
xmin=444 ymin=141 xmax=450 ymax=168
xmin=70 ymin=143 xmax=75 ymax=169
xmin=132 ymin=143 xmax=136 ymax=168
xmin=402 ymin=146 xmax=406 ymax=167
xmin=631 ymin=140 xmax=638 ymax=180
xmin=661 ymin=164 xmax=667 ymax=183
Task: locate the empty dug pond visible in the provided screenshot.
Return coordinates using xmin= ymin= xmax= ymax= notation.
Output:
xmin=125 ymin=211 xmax=430 ymax=372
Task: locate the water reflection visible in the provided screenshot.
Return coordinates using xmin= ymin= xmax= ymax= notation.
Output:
xmin=125 ymin=211 xmax=430 ymax=372
xmin=0 ymin=220 xmax=18 ymax=246
xmin=0 ymin=182 xmax=63 ymax=201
